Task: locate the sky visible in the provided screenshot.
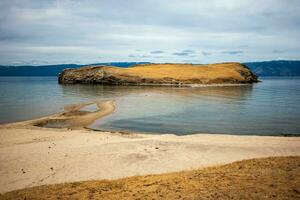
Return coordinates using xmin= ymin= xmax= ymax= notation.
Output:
xmin=0 ymin=0 xmax=300 ymax=65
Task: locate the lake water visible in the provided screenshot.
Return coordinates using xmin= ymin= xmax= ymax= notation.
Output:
xmin=0 ymin=76 xmax=299 ymax=136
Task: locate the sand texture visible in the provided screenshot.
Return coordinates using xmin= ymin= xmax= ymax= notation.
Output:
xmin=0 ymin=125 xmax=299 ymax=193
xmin=1 ymin=156 xmax=299 ymax=199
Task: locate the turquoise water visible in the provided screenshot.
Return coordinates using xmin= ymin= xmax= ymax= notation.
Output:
xmin=0 ymin=76 xmax=299 ymax=135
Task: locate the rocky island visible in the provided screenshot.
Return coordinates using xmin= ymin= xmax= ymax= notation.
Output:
xmin=58 ymin=62 xmax=258 ymax=85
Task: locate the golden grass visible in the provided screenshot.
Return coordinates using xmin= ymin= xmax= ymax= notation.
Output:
xmin=1 ymin=156 xmax=299 ymax=199
xmin=103 ymin=63 xmax=247 ymax=81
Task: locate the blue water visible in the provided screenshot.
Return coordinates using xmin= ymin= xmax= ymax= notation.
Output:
xmin=0 ymin=76 xmax=299 ymax=136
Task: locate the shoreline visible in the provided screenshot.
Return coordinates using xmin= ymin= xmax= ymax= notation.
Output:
xmin=58 ymin=82 xmax=257 ymax=87
xmin=0 ymin=100 xmax=299 ymax=194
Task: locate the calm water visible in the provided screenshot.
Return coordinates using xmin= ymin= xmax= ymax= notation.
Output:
xmin=0 ymin=76 xmax=299 ymax=136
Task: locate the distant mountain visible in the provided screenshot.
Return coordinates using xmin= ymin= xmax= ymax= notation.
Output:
xmin=243 ymin=60 xmax=300 ymax=76
xmin=0 ymin=64 xmax=81 ymax=76
xmin=0 ymin=60 xmax=299 ymax=76
xmin=0 ymin=62 xmax=149 ymax=76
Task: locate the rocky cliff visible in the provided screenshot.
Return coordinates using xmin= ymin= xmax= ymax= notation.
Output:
xmin=58 ymin=63 xmax=258 ymax=85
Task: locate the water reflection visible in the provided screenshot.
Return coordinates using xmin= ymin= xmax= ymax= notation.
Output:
xmin=1 ymin=77 xmax=299 ymax=135
xmin=60 ymin=84 xmax=254 ymax=103
xmin=88 ymin=85 xmax=255 ymax=135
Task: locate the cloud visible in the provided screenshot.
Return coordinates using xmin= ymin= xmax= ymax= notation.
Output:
xmin=182 ymin=49 xmax=195 ymax=54
xmin=128 ymin=54 xmax=149 ymax=58
xmin=275 ymin=57 xmax=287 ymax=60
xmin=272 ymin=49 xmax=284 ymax=54
xmin=150 ymin=50 xmax=164 ymax=54
xmin=222 ymin=50 xmax=244 ymax=55
xmin=172 ymin=52 xmax=189 ymax=56
xmin=202 ymin=51 xmax=212 ymax=56
xmin=0 ymin=0 xmax=299 ymax=65
xmin=172 ymin=49 xmax=195 ymax=56
xmin=128 ymin=54 xmax=136 ymax=58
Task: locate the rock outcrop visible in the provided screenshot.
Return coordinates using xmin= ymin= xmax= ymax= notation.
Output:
xmin=58 ymin=63 xmax=258 ymax=85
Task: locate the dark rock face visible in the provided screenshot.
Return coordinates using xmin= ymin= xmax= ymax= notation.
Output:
xmin=58 ymin=66 xmax=106 ymax=84
xmin=58 ymin=63 xmax=258 ymax=85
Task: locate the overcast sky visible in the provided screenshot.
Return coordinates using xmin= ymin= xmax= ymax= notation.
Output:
xmin=0 ymin=0 xmax=299 ymax=65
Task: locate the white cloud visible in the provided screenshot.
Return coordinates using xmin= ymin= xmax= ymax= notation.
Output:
xmin=0 ymin=0 xmax=299 ymax=65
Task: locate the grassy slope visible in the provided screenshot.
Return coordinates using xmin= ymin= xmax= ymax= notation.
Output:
xmin=1 ymin=156 xmax=299 ymax=200
xmin=103 ymin=63 xmax=248 ymax=81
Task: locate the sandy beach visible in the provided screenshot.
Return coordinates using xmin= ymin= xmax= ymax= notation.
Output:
xmin=2 ymin=156 xmax=299 ymax=199
xmin=0 ymin=100 xmax=299 ymax=194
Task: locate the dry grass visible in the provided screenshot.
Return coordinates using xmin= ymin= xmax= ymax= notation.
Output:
xmin=1 ymin=156 xmax=299 ymax=200
xmin=104 ymin=63 xmax=248 ymax=82
xmin=59 ymin=62 xmax=258 ymax=84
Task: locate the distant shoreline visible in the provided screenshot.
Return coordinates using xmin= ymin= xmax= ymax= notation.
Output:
xmin=1 ymin=60 xmax=300 ymax=77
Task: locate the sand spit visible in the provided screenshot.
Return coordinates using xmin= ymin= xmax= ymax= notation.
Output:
xmin=0 ymin=100 xmax=299 ymax=194
xmin=2 ymin=100 xmax=115 ymax=130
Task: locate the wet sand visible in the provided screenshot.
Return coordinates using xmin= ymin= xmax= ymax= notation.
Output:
xmin=0 ymin=100 xmax=299 ymax=193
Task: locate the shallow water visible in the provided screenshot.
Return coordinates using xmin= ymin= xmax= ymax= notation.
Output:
xmin=79 ymin=104 xmax=99 ymax=112
xmin=0 ymin=76 xmax=299 ymax=135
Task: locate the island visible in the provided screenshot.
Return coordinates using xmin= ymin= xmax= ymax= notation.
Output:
xmin=58 ymin=62 xmax=258 ymax=85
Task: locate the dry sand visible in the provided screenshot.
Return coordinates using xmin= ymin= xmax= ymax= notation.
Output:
xmin=0 ymin=100 xmax=299 ymax=194
xmin=2 ymin=156 xmax=299 ymax=199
